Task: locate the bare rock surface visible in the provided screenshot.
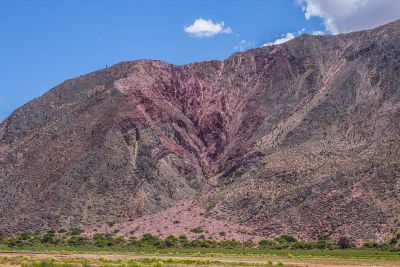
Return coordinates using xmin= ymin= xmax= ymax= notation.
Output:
xmin=1 ymin=20 xmax=400 ymax=242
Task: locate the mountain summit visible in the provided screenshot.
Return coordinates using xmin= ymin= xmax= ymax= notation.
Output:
xmin=1 ymin=20 xmax=400 ymax=242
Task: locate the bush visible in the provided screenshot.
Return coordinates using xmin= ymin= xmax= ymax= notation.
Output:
xmin=363 ymin=241 xmax=380 ymax=249
xmin=243 ymin=240 xmax=256 ymax=248
xmin=41 ymin=231 xmax=57 ymax=244
xmin=387 ymin=233 xmax=400 ymax=246
xmin=218 ymin=239 xmax=241 ymax=249
xmin=19 ymin=233 xmax=31 ymax=240
xmin=291 ymin=241 xmax=307 ymax=249
xmin=337 ymin=236 xmax=353 ymax=249
xmin=280 ymin=235 xmax=298 ymax=243
xmin=30 ymin=236 xmax=42 ymax=246
xmin=128 ymin=236 xmax=139 ymax=246
xmin=190 ymin=227 xmax=204 ymax=234
xmin=69 ymin=227 xmax=84 ymax=236
xmin=68 ymin=236 xmax=87 ymax=246
xmin=164 ymin=235 xmax=178 ymax=248
xmin=5 ymin=238 xmax=23 ymax=247
xmin=178 ymin=235 xmax=188 ymax=241
xmin=191 ymin=238 xmax=215 ymax=248
xmin=92 ymin=233 xmax=113 ymax=247
xmin=113 ymin=236 xmax=125 ymax=246
xmin=141 ymin=233 xmax=163 ymax=247
xmin=314 ymin=240 xmax=330 ymax=250
xmin=206 ymin=202 xmax=216 ymax=212
xmin=258 ymin=239 xmax=276 ymax=249
xmin=178 ymin=235 xmax=190 ymax=247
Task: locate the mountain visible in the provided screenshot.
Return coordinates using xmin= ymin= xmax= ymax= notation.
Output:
xmin=1 ymin=20 xmax=400 ymax=243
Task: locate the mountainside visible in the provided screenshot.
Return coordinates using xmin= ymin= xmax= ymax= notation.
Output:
xmin=1 ymin=20 xmax=400 ymax=243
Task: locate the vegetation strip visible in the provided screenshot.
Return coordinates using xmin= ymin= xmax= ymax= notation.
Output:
xmin=1 ymin=229 xmax=399 ymax=251
xmin=1 ymin=229 xmax=399 ymax=266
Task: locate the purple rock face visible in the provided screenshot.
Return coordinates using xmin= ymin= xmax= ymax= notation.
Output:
xmin=0 ymin=20 xmax=399 ymax=242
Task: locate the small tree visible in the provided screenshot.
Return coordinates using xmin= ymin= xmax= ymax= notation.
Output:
xmin=93 ymin=233 xmax=113 ymax=247
xmin=280 ymin=235 xmax=298 ymax=243
xmin=258 ymin=239 xmax=276 ymax=249
xmin=164 ymin=235 xmax=178 ymax=248
xmin=68 ymin=236 xmax=87 ymax=246
xmin=113 ymin=236 xmax=125 ymax=246
xmin=178 ymin=235 xmax=189 ymax=247
xmin=42 ymin=230 xmax=56 ymax=244
xmin=337 ymin=236 xmax=352 ymax=249
xmin=70 ymin=227 xmax=84 ymax=236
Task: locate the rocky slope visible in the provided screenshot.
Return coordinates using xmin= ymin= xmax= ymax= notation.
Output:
xmin=1 ymin=20 xmax=400 ymax=243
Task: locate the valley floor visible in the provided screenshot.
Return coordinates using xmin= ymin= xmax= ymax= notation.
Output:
xmin=0 ymin=248 xmax=399 ymax=267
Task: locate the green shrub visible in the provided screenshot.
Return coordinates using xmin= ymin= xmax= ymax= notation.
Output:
xmin=206 ymin=202 xmax=216 ymax=212
xmin=190 ymin=227 xmax=204 ymax=234
xmin=128 ymin=236 xmax=139 ymax=246
xmin=68 ymin=236 xmax=87 ymax=246
xmin=178 ymin=235 xmax=190 ymax=247
xmin=141 ymin=233 xmax=163 ymax=247
xmin=113 ymin=236 xmax=125 ymax=246
xmin=178 ymin=235 xmax=188 ymax=241
xmin=5 ymin=238 xmax=22 ymax=247
xmin=30 ymin=236 xmax=42 ymax=245
xmin=69 ymin=227 xmax=84 ymax=236
xmin=164 ymin=235 xmax=178 ymax=248
xmin=337 ymin=236 xmax=353 ymax=249
xmin=93 ymin=233 xmax=113 ymax=247
xmin=218 ymin=239 xmax=241 ymax=249
xmin=259 ymin=239 xmax=276 ymax=249
xmin=280 ymin=235 xmax=297 ymax=243
xmin=190 ymin=238 xmax=215 ymax=248
xmin=243 ymin=240 xmax=256 ymax=248
xmin=41 ymin=231 xmax=56 ymax=244
xmin=19 ymin=233 xmax=31 ymax=240
xmin=363 ymin=241 xmax=380 ymax=248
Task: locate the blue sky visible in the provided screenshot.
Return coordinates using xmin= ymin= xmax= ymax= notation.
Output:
xmin=1 ymin=0 xmax=399 ymax=121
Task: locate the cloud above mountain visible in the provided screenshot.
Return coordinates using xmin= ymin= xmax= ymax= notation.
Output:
xmin=262 ymin=29 xmax=306 ymax=47
xmin=297 ymin=0 xmax=400 ymax=34
xmin=184 ymin=18 xmax=233 ymax=38
xmin=262 ymin=32 xmax=296 ymax=47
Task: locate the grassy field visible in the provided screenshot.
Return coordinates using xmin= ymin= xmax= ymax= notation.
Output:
xmin=0 ymin=246 xmax=399 ymax=267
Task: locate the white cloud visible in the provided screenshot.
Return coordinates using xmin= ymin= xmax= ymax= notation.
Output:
xmin=261 ymin=29 xmax=305 ymax=47
xmin=297 ymin=0 xmax=400 ymax=34
xmin=262 ymin=32 xmax=295 ymax=47
xmin=184 ymin=18 xmax=233 ymax=38
xmin=234 ymin=40 xmax=255 ymax=51
xmin=311 ymin=30 xmax=325 ymax=35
